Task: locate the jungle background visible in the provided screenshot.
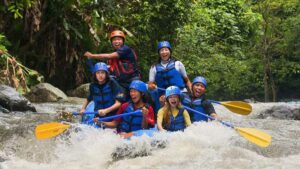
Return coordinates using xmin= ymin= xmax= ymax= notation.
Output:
xmin=0 ymin=0 xmax=299 ymax=102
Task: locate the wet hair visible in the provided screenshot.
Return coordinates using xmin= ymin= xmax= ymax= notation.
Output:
xmin=162 ymin=96 xmax=182 ymax=127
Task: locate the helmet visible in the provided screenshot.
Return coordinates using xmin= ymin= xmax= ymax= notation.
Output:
xmin=157 ymin=41 xmax=171 ymax=52
xmin=93 ymin=62 xmax=109 ymax=74
xmin=165 ymin=86 xmax=181 ymax=98
xmin=192 ymin=76 xmax=207 ymax=88
xmin=110 ymin=30 xmax=125 ymax=41
xmin=129 ymin=80 xmax=147 ymax=93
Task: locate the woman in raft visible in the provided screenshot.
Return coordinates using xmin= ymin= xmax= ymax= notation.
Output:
xmin=157 ymin=86 xmax=191 ymax=132
xmin=101 ymin=80 xmax=155 ymax=135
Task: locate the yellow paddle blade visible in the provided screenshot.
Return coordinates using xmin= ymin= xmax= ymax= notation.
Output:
xmin=221 ymin=101 xmax=252 ymax=115
xmin=35 ymin=122 xmax=70 ymax=140
xmin=235 ymin=127 xmax=272 ymax=147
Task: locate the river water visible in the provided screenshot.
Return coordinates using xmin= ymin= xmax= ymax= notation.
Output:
xmin=0 ymin=101 xmax=299 ymax=169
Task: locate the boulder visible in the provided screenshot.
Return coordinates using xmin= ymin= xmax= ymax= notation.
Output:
xmin=258 ymin=105 xmax=300 ymax=120
xmin=0 ymin=85 xmax=36 ymax=112
xmin=25 ymin=83 xmax=68 ymax=102
xmin=0 ymin=105 xmax=10 ymax=113
xmin=67 ymin=83 xmax=89 ymax=98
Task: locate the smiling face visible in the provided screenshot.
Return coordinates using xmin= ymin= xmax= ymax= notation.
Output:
xmin=167 ymin=95 xmax=180 ymax=108
xmin=111 ymin=37 xmax=124 ymax=49
xmin=159 ymin=47 xmax=171 ymax=61
xmin=192 ymin=82 xmax=206 ymax=97
xmin=130 ymin=89 xmax=142 ymax=104
xmin=95 ymin=70 xmax=107 ymax=84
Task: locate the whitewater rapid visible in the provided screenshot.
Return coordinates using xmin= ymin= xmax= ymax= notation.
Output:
xmin=0 ymin=102 xmax=299 ymax=169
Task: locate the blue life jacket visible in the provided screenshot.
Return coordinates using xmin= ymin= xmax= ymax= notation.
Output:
xmin=117 ymin=103 xmax=144 ymax=132
xmin=91 ymin=82 xmax=115 ymax=116
xmin=154 ymin=59 xmax=185 ymax=90
xmin=164 ymin=108 xmax=186 ymax=132
xmin=182 ymin=93 xmax=208 ymax=122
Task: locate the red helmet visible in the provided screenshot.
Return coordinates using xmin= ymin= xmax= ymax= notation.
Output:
xmin=110 ymin=30 xmax=125 ymax=41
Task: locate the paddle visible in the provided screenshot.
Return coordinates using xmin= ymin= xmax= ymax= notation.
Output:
xmin=73 ymin=112 xmax=97 ymax=115
xmin=208 ymin=100 xmax=252 ymax=115
xmin=184 ymin=106 xmax=272 ymax=147
xmin=156 ymin=87 xmax=252 ymax=115
xmin=35 ymin=122 xmax=70 ymax=140
xmin=87 ymin=110 xmax=142 ymax=124
xmin=35 ymin=110 xmax=142 ymax=140
xmin=58 ymin=111 xmax=98 ymax=121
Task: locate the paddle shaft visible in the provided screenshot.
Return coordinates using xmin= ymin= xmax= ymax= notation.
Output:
xmin=184 ymin=103 xmax=271 ymax=147
xmin=183 ymin=106 xmax=232 ymax=128
xmin=157 ymin=87 xmax=250 ymax=115
xmin=87 ymin=110 xmax=142 ymax=123
xmin=73 ymin=112 xmax=97 ymax=115
xmin=158 ymin=87 xmax=228 ymax=106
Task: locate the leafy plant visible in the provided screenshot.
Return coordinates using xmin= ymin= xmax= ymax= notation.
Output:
xmin=0 ymin=52 xmax=44 ymax=94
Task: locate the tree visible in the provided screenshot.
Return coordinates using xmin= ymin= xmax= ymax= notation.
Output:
xmin=251 ymin=0 xmax=300 ymax=101
xmin=174 ymin=0 xmax=262 ymax=100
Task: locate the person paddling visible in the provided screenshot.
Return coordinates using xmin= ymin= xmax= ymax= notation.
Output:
xmin=84 ymin=30 xmax=140 ymax=99
xmin=101 ymin=80 xmax=155 ymax=135
xmin=80 ymin=62 xmax=126 ymax=122
xmin=147 ymin=41 xmax=192 ymax=112
xmin=182 ymin=76 xmax=218 ymax=122
xmin=157 ymin=86 xmax=191 ymax=132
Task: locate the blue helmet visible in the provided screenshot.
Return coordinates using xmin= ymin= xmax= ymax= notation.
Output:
xmin=165 ymin=86 xmax=181 ymax=98
xmin=93 ymin=62 xmax=109 ymax=74
xmin=129 ymin=80 xmax=147 ymax=93
xmin=192 ymin=76 xmax=207 ymax=88
xmin=157 ymin=41 xmax=172 ymax=52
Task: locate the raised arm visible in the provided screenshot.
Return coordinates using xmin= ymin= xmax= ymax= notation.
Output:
xmin=84 ymin=51 xmax=119 ymax=60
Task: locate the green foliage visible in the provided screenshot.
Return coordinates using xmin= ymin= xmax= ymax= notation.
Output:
xmin=3 ymin=0 xmax=34 ymax=19
xmin=113 ymin=0 xmax=194 ymax=81
xmin=251 ymin=0 xmax=300 ymax=100
xmin=175 ymin=0 xmax=262 ymax=99
xmin=0 ymin=0 xmax=299 ymax=100
xmin=0 ymin=34 xmax=10 ymax=53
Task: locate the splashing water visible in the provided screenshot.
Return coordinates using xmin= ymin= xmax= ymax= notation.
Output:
xmin=0 ymin=102 xmax=300 ymax=169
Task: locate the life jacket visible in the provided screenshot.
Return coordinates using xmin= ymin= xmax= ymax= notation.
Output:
xmin=108 ymin=46 xmax=140 ymax=82
xmin=117 ymin=102 xmax=145 ymax=132
xmin=154 ymin=59 xmax=185 ymax=90
xmin=92 ymin=81 xmax=116 ymax=117
xmin=164 ymin=108 xmax=186 ymax=132
xmin=182 ymin=93 xmax=208 ymax=122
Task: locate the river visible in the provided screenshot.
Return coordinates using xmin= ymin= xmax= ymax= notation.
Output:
xmin=0 ymin=101 xmax=299 ymax=169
